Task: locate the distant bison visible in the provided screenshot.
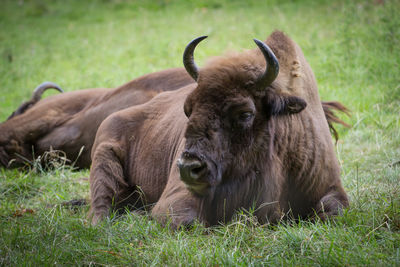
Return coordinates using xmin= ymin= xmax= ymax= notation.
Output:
xmin=0 ymin=68 xmax=194 ymax=168
xmin=89 ymin=31 xmax=349 ymax=227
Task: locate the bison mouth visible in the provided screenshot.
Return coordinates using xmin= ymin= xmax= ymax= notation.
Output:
xmin=183 ymin=181 xmax=211 ymax=196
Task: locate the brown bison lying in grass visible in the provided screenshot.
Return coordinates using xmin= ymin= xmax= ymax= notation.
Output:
xmin=0 ymin=68 xmax=194 ymax=168
xmin=89 ymin=31 xmax=349 ymax=227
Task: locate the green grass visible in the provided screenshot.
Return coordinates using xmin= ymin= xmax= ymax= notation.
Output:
xmin=1 ymin=0 xmax=399 ymax=265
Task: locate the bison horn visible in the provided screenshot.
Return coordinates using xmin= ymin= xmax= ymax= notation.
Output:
xmin=253 ymin=39 xmax=279 ymax=90
xmin=6 ymin=82 xmax=64 ymax=120
xmin=32 ymin=81 xmax=64 ymax=102
xmin=183 ymin=36 xmax=208 ymax=81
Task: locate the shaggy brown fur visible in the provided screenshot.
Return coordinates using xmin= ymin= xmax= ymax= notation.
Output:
xmin=0 ymin=68 xmax=194 ymax=168
xmin=89 ymin=31 xmax=349 ymax=227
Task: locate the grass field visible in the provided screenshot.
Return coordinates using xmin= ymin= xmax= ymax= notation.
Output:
xmin=1 ymin=0 xmax=399 ymax=265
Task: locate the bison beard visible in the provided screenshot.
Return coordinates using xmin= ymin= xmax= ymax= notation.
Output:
xmin=89 ymin=31 xmax=349 ymax=227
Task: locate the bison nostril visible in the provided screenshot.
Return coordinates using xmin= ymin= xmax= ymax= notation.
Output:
xmin=190 ymin=164 xmax=206 ymax=179
xmin=178 ymin=157 xmax=207 ymax=181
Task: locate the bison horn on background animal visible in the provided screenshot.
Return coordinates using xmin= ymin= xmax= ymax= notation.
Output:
xmin=253 ymin=39 xmax=279 ymax=90
xmin=7 ymin=81 xmax=63 ymax=120
xmin=183 ymin=37 xmax=279 ymax=89
xmin=183 ymin=35 xmax=208 ymax=81
xmin=31 ymin=81 xmax=63 ymax=102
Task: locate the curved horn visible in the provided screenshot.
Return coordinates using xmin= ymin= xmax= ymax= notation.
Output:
xmin=32 ymin=81 xmax=63 ymax=102
xmin=253 ymin=39 xmax=279 ymax=90
xmin=183 ymin=36 xmax=208 ymax=81
xmin=6 ymin=82 xmax=64 ymax=120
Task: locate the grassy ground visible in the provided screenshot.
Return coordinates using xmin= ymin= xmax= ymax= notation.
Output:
xmin=0 ymin=0 xmax=399 ymax=265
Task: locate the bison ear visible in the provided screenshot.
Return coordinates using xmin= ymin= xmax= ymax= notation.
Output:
xmin=265 ymin=92 xmax=307 ymax=116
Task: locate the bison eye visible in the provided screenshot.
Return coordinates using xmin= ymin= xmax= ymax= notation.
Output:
xmin=238 ymin=111 xmax=254 ymax=122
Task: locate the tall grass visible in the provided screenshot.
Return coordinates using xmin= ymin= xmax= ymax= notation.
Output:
xmin=0 ymin=0 xmax=399 ymax=265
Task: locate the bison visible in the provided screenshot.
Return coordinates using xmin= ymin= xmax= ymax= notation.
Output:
xmin=0 ymin=68 xmax=194 ymax=168
xmin=88 ymin=31 xmax=349 ymax=227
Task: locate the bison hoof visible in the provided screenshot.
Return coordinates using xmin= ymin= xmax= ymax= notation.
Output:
xmin=152 ymin=208 xmax=198 ymax=229
xmin=89 ymin=209 xmax=109 ymax=225
xmin=90 ymin=214 xmax=105 ymax=226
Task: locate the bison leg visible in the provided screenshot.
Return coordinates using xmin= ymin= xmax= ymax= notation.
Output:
xmin=151 ymin=165 xmax=201 ymax=229
xmin=314 ymin=186 xmax=349 ymax=220
xmin=89 ymin=142 xmax=129 ymax=225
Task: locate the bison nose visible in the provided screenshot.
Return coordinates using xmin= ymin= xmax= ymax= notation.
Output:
xmin=177 ymin=156 xmax=207 ymax=181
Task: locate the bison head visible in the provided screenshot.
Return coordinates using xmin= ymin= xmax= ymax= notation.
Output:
xmin=177 ymin=36 xmax=307 ymax=196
